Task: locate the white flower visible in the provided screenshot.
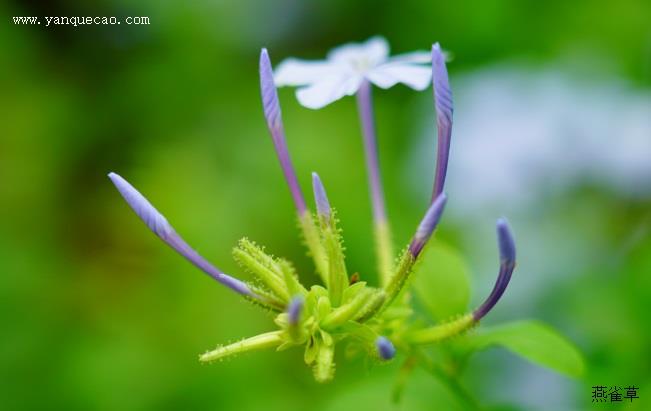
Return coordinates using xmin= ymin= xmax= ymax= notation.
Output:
xmin=274 ymin=36 xmax=433 ymax=109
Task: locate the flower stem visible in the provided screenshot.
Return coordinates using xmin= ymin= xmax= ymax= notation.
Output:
xmin=321 ymin=288 xmax=373 ymax=329
xmin=407 ymin=314 xmax=475 ymax=345
xmin=414 ymin=349 xmax=481 ymax=410
xmin=199 ymin=331 xmax=284 ymax=362
xmin=322 ymin=222 xmax=348 ymax=307
xmin=374 ymin=220 xmax=394 ymax=288
xmin=381 ymin=249 xmax=416 ymax=312
xmin=298 ymin=212 xmax=329 ymax=285
xmin=356 ymin=80 xmax=394 ymax=286
xmin=392 ymin=356 xmax=418 ymax=403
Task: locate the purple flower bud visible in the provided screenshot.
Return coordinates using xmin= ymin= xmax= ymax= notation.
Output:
xmin=108 ymin=172 xmax=254 ymax=297
xmin=311 ymin=172 xmax=331 ymax=220
xmin=376 ymin=336 xmax=396 ymax=360
xmin=409 ymin=193 xmax=448 ymax=257
xmin=287 ymin=295 xmax=304 ymax=325
xmin=260 ymin=48 xmax=282 ymax=131
xmin=259 ymin=48 xmax=307 ymax=215
xmin=497 ymin=217 xmax=516 ymax=264
xmin=431 ymin=43 xmax=453 ymax=200
xmin=473 ymin=218 xmax=516 ymax=321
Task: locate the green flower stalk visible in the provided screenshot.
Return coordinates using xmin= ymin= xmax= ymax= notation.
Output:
xmin=311 ymin=173 xmax=348 ymax=307
xmin=357 ymin=79 xmax=394 ymax=286
xmin=108 ymin=42 xmax=524 ymax=385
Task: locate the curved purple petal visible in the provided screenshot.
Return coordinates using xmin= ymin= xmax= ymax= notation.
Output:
xmin=473 ymin=219 xmax=516 ymax=321
xmin=108 ymin=172 xmax=254 ymax=297
xmin=431 ymin=43 xmax=453 ymax=200
xmin=497 ymin=217 xmax=516 ymax=264
xmin=260 ymin=48 xmax=307 ymax=215
xmin=409 ymin=193 xmax=447 ymax=257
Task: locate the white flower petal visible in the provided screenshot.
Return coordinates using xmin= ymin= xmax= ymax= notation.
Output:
xmin=274 ymin=58 xmax=341 ymax=87
xmin=367 ymin=63 xmax=432 ymax=90
xmin=391 ymin=49 xmax=453 ymax=64
xmin=389 ymin=50 xmax=432 ymax=64
xmin=327 ymin=36 xmax=389 ymax=67
xmin=296 ymin=74 xmax=363 ymax=109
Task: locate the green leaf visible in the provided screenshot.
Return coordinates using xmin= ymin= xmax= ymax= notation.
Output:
xmin=462 ymin=320 xmax=585 ymax=377
xmin=412 ymin=241 xmax=471 ymax=321
xmin=322 ymin=368 xmax=464 ymax=411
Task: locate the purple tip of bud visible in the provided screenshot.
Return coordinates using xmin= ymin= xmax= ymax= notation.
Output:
xmin=260 ymin=48 xmax=282 ymax=130
xmin=409 ymin=193 xmax=448 ymax=257
xmin=431 ymin=43 xmax=453 ymax=200
xmin=108 ymin=172 xmax=172 ymax=238
xmin=259 ymin=48 xmax=307 ymax=215
xmin=376 ymin=336 xmax=396 ymax=360
xmin=473 ymin=219 xmax=517 ymax=321
xmin=287 ymin=295 xmax=304 ymax=325
xmin=311 ymin=172 xmax=331 ymax=219
xmin=496 ymin=218 xmax=516 ymax=264
xmin=108 ymin=172 xmax=254 ymax=297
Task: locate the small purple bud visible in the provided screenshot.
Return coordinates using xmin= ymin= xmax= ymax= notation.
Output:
xmin=108 ymin=172 xmax=254 ymax=297
xmin=409 ymin=193 xmax=448 ymax=257
xmin=259 ymin=48 xmax=307 ymax=215
xmin=311 ymin=172 xmax=331 ymax=220
xmin=497 ymin=218 xmax=516 ymax=265
xmin=376 ymin=336 xmax=396 ymax=360
xmin=431 ymin=43 xmax=453 ymax=201
xmin=473 ymin=219 xmax=516 ymax=321
xmin=287 ymin=295 xmax=304 ymax=325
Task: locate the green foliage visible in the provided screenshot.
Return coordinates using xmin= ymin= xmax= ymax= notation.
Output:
xmin=413 ymin=241 xmax=471 ymax=322
xmin=329 ymin=372 xmax=463 ymax=411
xmin=460 ymin=320 xmax=585 ymax=377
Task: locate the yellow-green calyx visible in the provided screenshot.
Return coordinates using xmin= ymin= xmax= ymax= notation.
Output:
xmin=198 ymin=202 xmax=487 ymax=382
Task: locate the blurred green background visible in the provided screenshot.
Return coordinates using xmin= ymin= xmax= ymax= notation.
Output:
xmin=2 ymin=0 xmax=650 ymax=410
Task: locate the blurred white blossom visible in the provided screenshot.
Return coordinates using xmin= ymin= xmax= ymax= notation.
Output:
xmin=409 ymin=66 xmax=651 ymax=218
xmin=274 ymin=36 xmax=433 ymax=109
